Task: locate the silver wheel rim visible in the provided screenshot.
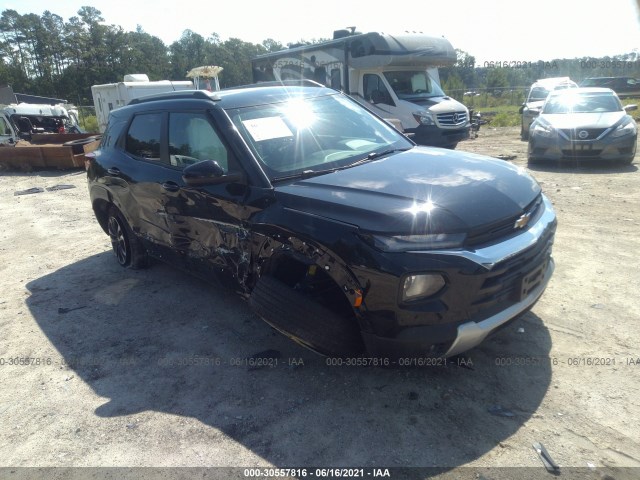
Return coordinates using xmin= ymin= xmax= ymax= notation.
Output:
xmin=108 ymin=216 xmax=127 ymax=265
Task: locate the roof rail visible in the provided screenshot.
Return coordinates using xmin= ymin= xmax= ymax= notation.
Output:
xmin=128 ymin=90 xmax=216 ymax=105
xmin=230 ymin=79 xmax=324 ymax=90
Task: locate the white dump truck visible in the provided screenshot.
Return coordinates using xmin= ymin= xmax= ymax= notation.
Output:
xmin=252 ymin=29 xmax=470 ymax=148
xmin=0 ymin=90 xmax=98 ymax=170
xmin=1 ymin=102 xmax=81 ymax=145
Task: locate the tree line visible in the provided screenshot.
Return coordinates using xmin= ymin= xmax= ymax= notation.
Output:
xmin=439 ymin=50 xmax=640 ymax=98
xmin=0 ymin=7 xmax=286 ymax=104
xmin=1 ymin=7 xmax=638 ymax=105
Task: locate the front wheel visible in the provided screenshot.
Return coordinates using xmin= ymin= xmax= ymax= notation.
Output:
xmin=249 ymin=275 xmax=364 ymax=357
xmin=107 ymin=207 xmax=148 ymax=269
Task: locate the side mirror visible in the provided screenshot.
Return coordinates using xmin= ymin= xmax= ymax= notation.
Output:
xmin=182 ymin=160 xmax=242 ymax=186
xmin=518 ymin=105 xmax=525 ymax=114
xmin=624 ymin=104 xmax=637 ymax=112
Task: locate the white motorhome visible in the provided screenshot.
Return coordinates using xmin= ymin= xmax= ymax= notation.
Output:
xmin=252 ymin=29 xmax=470 ymax=148
xmin=91 ymin=74 xmax=194 ymax=133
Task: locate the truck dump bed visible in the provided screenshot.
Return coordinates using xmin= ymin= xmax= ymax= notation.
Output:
xmin=0 ymin=133 xmax=99 ymax=170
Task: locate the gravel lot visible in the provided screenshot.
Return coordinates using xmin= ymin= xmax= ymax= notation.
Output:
xmin=0 ymin=126 xmax=639 ymax=480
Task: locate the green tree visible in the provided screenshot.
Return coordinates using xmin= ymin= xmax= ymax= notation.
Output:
xmin=486 ymin=68 xmax=509 ymax=92
xmin=169 ymin=30 xmax=207 ymax=80
xmin=441 ymin=71 xmax=465 ymax=99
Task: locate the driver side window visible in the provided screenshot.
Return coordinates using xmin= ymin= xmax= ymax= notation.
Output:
xmin=363 ymin=74 xmax=393 ymax=106
xmin=168 ymin=112 xmax=233 ymax=172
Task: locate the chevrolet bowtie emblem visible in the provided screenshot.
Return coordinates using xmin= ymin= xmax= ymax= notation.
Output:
xmin=514 ymin=212 xmax=531 ymax=229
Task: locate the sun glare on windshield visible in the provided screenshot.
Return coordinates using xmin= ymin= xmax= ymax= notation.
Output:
xmin=281 ymin=99 xmax=316 ymax=129
xmin=544 ymin=92 xmax=620 ymax=114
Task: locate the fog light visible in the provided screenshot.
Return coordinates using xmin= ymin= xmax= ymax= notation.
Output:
xmin=402 ymin=274 xmax=445 ymax=302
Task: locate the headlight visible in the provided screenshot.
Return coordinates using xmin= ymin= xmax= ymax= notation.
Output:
xmin=369 ymin=233 xmax=466 ymax=252
xmin=402 ymin=274 xmax=446 ymax=302
xmin=532 ymin=122 xmax=556 ymax=138
xmin=412 ymin=110 xmax=435 ymax=126
xmin=611 ymin=119 xmax=637 ymax=138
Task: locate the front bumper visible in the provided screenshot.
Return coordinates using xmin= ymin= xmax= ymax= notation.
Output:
xmin=529 ymin=131 xmax=637 ymax=161
xmin=406 ymin=124 xmax=470 ymax=147
xmin=360 ymin=195 xmax=557 ymax=359
xmin=362 ymin=258 xmax=554 ymax=358
xmin=444 ymin=257 xmax=553 ymax=356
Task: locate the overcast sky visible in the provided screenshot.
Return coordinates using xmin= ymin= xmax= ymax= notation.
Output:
xmin=4 ymin=0 xmax=640 ymax=64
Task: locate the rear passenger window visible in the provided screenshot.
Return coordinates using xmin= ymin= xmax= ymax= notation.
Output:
xmin=125 ymin=113 xmax=161 ymax=161
xmin=168 ymin=112 xmax=234 ymax=172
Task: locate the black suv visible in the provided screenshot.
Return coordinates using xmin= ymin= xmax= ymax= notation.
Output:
xmin=87 ymin=85 xmax=557 ymax=359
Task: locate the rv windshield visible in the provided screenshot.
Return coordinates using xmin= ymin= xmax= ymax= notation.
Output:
xmin=384 ymin=71 xmax=446 ymax=99
xmin=228 ymin=92 xmax=412 ymax=181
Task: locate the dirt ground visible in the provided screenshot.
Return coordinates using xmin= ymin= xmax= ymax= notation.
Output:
xmin=0 ymin=126 xmax=639 ymax=480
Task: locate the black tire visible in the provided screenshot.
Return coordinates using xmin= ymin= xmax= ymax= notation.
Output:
xmin=249 ymin=275 xmax=364 ymax=357
xmin=107 ymin=207 xmax=148 ymax=269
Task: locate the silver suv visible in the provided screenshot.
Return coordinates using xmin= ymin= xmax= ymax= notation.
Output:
xmin=520 ymin=77 xmax=577 ymax=140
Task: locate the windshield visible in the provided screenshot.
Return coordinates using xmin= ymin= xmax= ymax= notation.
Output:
xmin=528 ymin=87 xmax=551 ymax=103
xmin=228 ymin=93 xmax=412 ymax=180
xmin=528 ymin=83 xmax=576 ymax=103
xmin=542 ymin=92 xmax=623 ymax=114
xmin=383 ymin=71 xmax=446 ymax=99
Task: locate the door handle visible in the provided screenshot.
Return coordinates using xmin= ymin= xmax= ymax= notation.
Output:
xmin=162 ymin=181 xmax=180 ymax=192
xmin=107 ymin=167 xmax=121 ymax=176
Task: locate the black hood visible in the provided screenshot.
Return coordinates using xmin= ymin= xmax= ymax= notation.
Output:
xmin=275 ymin=147 xmax=541 ymax=235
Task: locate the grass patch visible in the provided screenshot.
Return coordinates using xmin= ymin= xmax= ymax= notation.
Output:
xmin=473 ymin=105 xmax=521 ymax=127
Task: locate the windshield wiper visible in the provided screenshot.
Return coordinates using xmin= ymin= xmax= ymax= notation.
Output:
xmin=271 ymin=148 xmax=411 ymax=183
xmin=365 ymin=147 xmax=412 ymax=161
xmin=272 ymin=169 xmax=331 ymax=183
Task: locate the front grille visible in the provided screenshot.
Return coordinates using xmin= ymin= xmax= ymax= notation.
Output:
xmin=561 ymin=149 xmax=603 ymax=158
xmin=467 ymin=227 xmax=555 ymax=318
xmin=559 ymin=128 xmax=607 ymax=140
xmin=466 ymin=195 xmax=543 ymax=247
xmin=437 ymin=111 xmax=468 ymax=127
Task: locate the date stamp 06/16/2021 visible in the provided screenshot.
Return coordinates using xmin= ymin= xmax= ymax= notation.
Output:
xmin=1 ymin=354 xmax=639 ymax=369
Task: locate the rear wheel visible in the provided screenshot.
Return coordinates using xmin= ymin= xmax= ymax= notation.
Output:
xmin=249 ymin=275 xmax=364 ymax=357
xmin=107 ymin=207 xmax=148 ymax=269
